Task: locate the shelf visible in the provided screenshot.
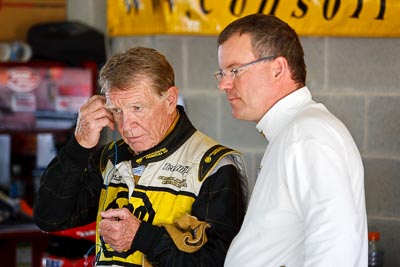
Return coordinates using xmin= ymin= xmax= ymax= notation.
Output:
xmin=0 ymin=60 xmax=97 ymax=267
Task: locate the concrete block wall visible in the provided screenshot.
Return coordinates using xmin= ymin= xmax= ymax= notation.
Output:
xmin=68 ymin=1 xmax=400 ymax=265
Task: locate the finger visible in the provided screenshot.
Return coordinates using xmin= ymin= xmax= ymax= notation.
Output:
xmin=81 ymin=95 xmax=106 ymax=111
xmin=93 ymin=116 xmax=114 ymax=130
xmin=101 ymin=208 xmax=124 ymax=220
xmin=82 ymin=95 xmax=117 ymax=129
xmin=102 ymin=208 xmax=133 ymax=221
xmin=99 ymin=218 xmax=137 ymax=252
xmin=99 ymin=222 xmax=122 ymax=245
xmin=75 ymin=106 xmax=114 ymax=148
xmin=78 ymin=96 xmax=113 ymax=125
xmin=99 ymin=218 xmax=120 ymax=237
xmin=98 ymin=218 xmax=111 ymax=232
xmin=108 ymin=117 xmax=116 ymax=131
xmin=80 ymin=104 xmax=113 ymax=123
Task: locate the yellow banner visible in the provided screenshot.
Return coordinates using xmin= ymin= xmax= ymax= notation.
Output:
xmin=107 ymin=0 xmax=400 ymax=37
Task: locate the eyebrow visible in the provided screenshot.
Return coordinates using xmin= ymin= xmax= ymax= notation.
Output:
xmin=223 ymin=60 xmax=247 ymax=70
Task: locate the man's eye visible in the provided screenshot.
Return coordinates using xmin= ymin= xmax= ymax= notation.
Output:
xmin=111 ymin=108 xmax=122 ymax=114
xmin=131 ymin=106 xmax=143 ymax=112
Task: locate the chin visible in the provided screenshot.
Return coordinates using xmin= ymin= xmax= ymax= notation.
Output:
xmin=231 ymin=109 xmax=244 ymax=120
xmin=233 ymin=111 xmax=254 ymax=122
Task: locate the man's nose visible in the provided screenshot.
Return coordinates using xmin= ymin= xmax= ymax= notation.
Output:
xmin=122 ymin=114 xmax=138 ymax=130
xmin=218 ymin=77 xmax=234 ymax=91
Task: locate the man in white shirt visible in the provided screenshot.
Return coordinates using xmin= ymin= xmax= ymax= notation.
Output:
xmin=214 ymin=14 xmax=368 ymax=267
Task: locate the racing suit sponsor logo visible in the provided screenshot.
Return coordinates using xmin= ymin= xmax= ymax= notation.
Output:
xmin=135 ymin=147 xmax=169 ymax=164
xmin=158 ymin=176 xmax=188 ymax=188
xmin=162 ymin=163 xmax=191 ymax=174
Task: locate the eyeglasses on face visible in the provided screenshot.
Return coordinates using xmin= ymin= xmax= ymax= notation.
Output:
xmin=214 ymin=55 xmax=276 ymax=82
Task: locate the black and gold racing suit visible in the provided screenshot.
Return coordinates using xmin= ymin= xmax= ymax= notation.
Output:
xmin=33 ymin=106 xmax=248 ymax=267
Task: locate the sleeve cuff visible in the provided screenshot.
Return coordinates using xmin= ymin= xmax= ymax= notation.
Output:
xmin=131 ymin=221 xmax=164 ymax=254
xmin=63 ymin=136 xmax=94 ymax=167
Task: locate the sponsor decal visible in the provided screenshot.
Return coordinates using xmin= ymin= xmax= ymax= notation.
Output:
xmin=204 ymin=146 xmax=225 ymax=163
xmin=158 ymin=176 xmax=188 ymax=188
xmin=136 ymin=147 xmax=168 ymax=164
xmin=162 ymin=162 xmax=191 ymax=174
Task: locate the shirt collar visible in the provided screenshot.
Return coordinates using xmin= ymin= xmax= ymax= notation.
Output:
xmin=256 ymin=86 xmax=312 ymax=142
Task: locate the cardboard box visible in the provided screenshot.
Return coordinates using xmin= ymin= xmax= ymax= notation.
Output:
xmin=0 ymin=0 xmax=66 ymax=41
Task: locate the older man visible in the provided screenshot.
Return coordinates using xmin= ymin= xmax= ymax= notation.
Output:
xmin=34 ymin=46 xmax=248 ymax=267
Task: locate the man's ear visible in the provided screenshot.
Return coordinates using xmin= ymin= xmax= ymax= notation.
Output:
xmin=166 ymin=86 xmax=178 ymax=111
xmin=272 ymin=56 xmax=288 ymax=79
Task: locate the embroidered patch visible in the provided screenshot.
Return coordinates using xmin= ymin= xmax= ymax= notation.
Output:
xmin=198 ymin=145 xmax=234 ymax=181
xmin=158 ymin=176 xmax=188 ymax=188
xmin=135 ymin=147 xmax=168 ymax=164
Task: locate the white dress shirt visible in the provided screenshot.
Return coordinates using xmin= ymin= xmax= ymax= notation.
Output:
xmin=224 ymin=87 xmax=367 ymax=267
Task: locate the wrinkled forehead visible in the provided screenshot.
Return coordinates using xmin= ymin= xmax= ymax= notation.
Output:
xmin=102 ymin=73 xmax=154 ymax=93
xmin=105 ymin=84 xmax=157 ymax=106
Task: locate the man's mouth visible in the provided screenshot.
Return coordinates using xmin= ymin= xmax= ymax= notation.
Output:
xmin=126 ymin=135 xmax=143 ymax=142
xmin=228 ymin=96 xmax=239 ymax=102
